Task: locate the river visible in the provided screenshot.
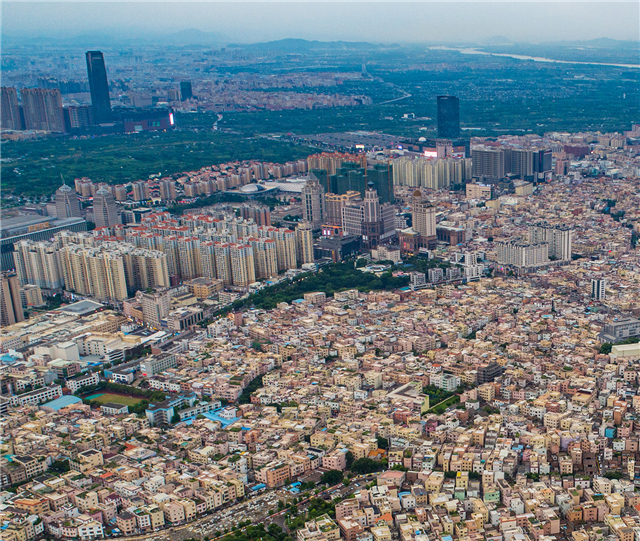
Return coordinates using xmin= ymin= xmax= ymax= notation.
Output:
xmin=428 ymin=46 xmax=640 ymax=69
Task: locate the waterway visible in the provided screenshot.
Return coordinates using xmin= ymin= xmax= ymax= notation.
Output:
xmin=428 ymin=46 xmax=640 ymax=69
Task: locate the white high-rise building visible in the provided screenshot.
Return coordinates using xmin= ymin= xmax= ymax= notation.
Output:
xmin=496 ymin=239 xmax=549 ymax=269
xmin=412 ymin=201 xmax=436 ymax=238
xmin=528 ymin=222 xmax=573 ymax=261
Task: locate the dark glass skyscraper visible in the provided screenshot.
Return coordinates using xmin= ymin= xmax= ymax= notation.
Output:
xmin=437 ymin=96 xmax=460 ymax=139
xmin=180 ymin=81 xmax=193 ymax=101
xmin=86 ymin=51 xmax=112 ymax=123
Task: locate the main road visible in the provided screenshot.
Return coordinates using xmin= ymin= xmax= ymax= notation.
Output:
xmin=122 ymin=474 xmax=377 ymax=541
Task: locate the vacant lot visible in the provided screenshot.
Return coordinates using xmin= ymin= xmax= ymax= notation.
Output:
xmin=83 ymin=392 xmax=143 ymax=407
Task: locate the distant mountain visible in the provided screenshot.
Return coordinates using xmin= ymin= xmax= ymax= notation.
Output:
xmin=228 ymin=38 xmax=380 ymax=52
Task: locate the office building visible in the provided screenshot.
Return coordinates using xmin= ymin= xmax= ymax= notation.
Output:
xmin=399 ymin=191 xmax=437 ymax=255
xmin=325 ymin=191 xmax=361 ymax=225
xmin=55 ymin=183 xmax=82 ymax=219
xmin=140 ymin=290 xmax=171 ymax=329
xmin=185 ymin=277 xmax=223 ymax=299
xmin=1 ymin=272 xmax=25 ymax=326
xmin=412 ymin=201 xmax=436 ymax=238
xmin=504 ymin=148 xmax=553 ymax=181
xmin=1 ymin=87 xmax=22 ymax=130
xmin=591 ymin=279 xmax=606 ymax=301
xmin=496 ymin=239 xmax=549 ymax=269
xmin=93 ymin=187 xmax=119 ymax=228
xmin=296 ymin=222 xmax=314 ymax=265
xmin=20 ymin=88 xmax=65 ymax=133
xmin=342 ymin=203 xmax=365 ymax=237
xmin=180 ymin=81 xmax=193 ymax=101
xmin=302 ymin=178 xmax=326 ymax=230
xmin=86 ymin=51 xmax=112 ymax=123
xmin=140 ymin=354 xmax=178 ymax=378
xmin=528 ymin=222 xmax=573 ymax=261
xmin=471 ymin=147 xmax=506 ymax=179
xmin=599 ymin=317 xmax=640 ymax=343
xmin=466 ymin=183 xmax=492 ymax=200
xmin=333 ymin=162 xmax=394 ymax=204
xmin=437 ymin=96 xmax=460 ymax=139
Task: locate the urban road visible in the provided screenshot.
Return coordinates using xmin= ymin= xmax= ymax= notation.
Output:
xmin=123 ymin=474 xmax=376 ymax=541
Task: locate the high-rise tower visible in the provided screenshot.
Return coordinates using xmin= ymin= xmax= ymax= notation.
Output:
xmin=180 ymin=81 xmax=193 ymax=101
xmin=20 ymin=88 xmax=65 ymax=133
xmin=1 ymin=87 xmax=22 ymax=130
xmin=437 ymin=96 xmax=460 ymax=139
xmin=93 ymin=186 xmax=119 ymax=228
xmin=302 ymin=178 xmax=326 ymax=230
xmin=55 ymin=182 xmax=82 ymax=219
xmin=1 ymin=272 xmax=24 ymax=326
xmin=86 ymin=51 xmax=112 ymax=123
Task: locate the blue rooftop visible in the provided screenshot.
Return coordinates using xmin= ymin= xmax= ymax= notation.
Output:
xmin=201 ymin=411 xmax=240 ymax=427
xmin=41 ymin=395 xmax=82 ymax=411
xmin=0 ymin=354 xmax=19 ymax=364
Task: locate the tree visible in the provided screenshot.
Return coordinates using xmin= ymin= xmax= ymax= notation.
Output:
xmin=350 ymin=458 xmax=385 ymax=475
xmin=377 ymin=436 xmax=389 ymax=449
xmin=345 ymin=451 xmax=354 ymax=470
xmin=50 ymin=459 xmax=70 ymax=473
xmin=321 ymin=470 xmax=344 ymax=485
xmin=171 ymin=413 xmax=180 ymax=424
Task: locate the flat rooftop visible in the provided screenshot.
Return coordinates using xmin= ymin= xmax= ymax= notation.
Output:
xmin=58 ymin=300 xmax=105 ymax=316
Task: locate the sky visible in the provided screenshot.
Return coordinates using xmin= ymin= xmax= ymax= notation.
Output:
xmin=2 ymin=1 xmax=639 ymax=44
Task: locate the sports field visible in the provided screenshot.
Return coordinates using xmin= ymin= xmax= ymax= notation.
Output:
xmin=84 ymin=392 xmax=143 ymax=407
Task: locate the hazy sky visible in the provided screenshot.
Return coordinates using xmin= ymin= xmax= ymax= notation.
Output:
xmin=2 ymin=1 xmax=639 ymax=44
